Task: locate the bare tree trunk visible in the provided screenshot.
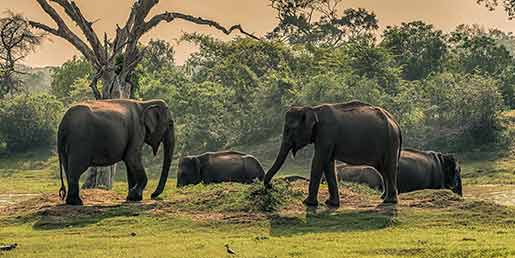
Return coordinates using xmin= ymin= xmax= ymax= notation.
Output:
xmin=81 ymin=75 xmax=131 ymax=190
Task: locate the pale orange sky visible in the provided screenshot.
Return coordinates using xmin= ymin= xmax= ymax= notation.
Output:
xmin=1 ymin=0 xmax=514 ymax=67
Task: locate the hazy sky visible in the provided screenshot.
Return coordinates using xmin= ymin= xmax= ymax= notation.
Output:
xmin=1 ymin=0 xmax=514 ymax=67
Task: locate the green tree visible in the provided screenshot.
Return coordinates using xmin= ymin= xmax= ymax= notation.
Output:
xmin=381 ymin=21 xmax=448 ymax=81
xmin=0 ymin=93 xmax=63 ymax=153
xmin=50 ymin=56 xmax=93 ymax=104
xmin=447 ymin=24 xmax=514 ymax=107
xmin=267 ymin=0 xmax=378 ymax=46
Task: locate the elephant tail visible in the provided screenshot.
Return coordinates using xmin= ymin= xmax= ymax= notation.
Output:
xmin=58 ymin=153 xmax=67 ymax=201
xmin=57 ymin=122 xmax=67 ymax=201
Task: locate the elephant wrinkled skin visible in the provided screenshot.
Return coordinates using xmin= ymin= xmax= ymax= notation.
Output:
xmin=264 ymin=101 xmax=402 ymax=207
xmin=177 ymin=151 xmax=265 ymax=187
xmin=57 ymin=99 xmax=175 ymax=205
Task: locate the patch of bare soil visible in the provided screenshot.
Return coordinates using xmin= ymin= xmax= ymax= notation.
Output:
xmin=0 ymin=189 xmax=127 ymax=217
xmin=464 ymin=185 xmax=515 ymax=207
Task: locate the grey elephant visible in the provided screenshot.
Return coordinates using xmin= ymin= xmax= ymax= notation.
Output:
xmin=397 ymin=148 xmax=463 ymax=196
xmin=265 ymin=101 xmax=402 ymax=207
xmin=335 ymin=149 xmax=463 ymax=196
xmin=176 ymin=151 xmax=265 ymax=187
xmin=57 ymin=99 xmax=175 ymax=205
xmin=335 ymin=164 xmax=384 ymax=192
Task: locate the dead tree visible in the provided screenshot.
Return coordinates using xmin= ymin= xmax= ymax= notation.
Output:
xmin=28 ymin=0 xmax=259 ymax=189
xmin=0 ymin=12 xmax=42 ymax=98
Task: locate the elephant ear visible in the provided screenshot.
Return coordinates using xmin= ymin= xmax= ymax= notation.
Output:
xmin=144 ymin=105 xmax=160 ymax=134
xmin=303 ymin=107 xmax=319 ymax=142
xmin=143 ymin=105 xmax=162 ymax=155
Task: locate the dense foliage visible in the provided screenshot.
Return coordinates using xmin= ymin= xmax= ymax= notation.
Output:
xmin=0 ymin=93 xmax=63 ymax=153
xmin=5 ymin=8 xmax=514 ymax=156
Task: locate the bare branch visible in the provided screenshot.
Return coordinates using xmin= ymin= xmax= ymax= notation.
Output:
xmin=30 ymin=0 xmax=98 ymax=67
xmin=50 ymin=0 xmax=106 ymax=63
xmin=144 ymin=12 xmax=260 ymax=40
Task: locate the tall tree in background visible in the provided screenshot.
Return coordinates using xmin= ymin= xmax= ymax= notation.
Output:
xmin=27 ymin=0 xmax=258 ymax=189
xmin=381 ymin=21 xmax=448 ymax=81
xmin=267 ymin=0 xmax=378 ymax=47
xmin=0 ymin=12 xmax=42 ymax=98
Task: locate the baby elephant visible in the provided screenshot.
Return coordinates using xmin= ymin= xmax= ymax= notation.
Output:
xmin=335 ymin=165 xmax=384 ymax=192
xmin=177 ymin=151 xmax=265 ymax=187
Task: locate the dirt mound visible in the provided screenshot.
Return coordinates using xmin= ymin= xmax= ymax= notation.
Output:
xmin=0 ymin=189 xmax=126 ymax=216
xmin=401 ymin=189 xmax=463 ymax=208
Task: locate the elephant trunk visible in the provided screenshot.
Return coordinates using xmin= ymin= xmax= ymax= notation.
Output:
xmin=264 ymin=139 xmax=291 ymax=187
xmin=454 ymin=173 xmax=463 ymax=197
xmin=151 ymin=122 xmax=175 ymax=199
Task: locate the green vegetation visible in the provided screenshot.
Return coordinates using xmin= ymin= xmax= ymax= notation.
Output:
xmin=0 ymin=94 xmax=63 ymax=154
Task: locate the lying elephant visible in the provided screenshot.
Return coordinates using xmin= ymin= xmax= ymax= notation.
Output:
xmin=335 ymin=149 xmax=463 ymax=196
xmin=176 ymin=151 xmax=265 ymax=186
xmin=398 ymin=148 xmax=463 ymax=196
xmin=335 ymin=165 xmax=384 ymax=191
xmin=57 ymin=99 xmax=175 ymax=205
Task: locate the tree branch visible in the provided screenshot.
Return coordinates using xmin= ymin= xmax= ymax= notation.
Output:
xmin=144 ymin=12 xmax=260 ymax=40
xmin=30 ymin=0 xmax=99 ymax=67
xmin=50 ymin=0 xmax=106 ymax=63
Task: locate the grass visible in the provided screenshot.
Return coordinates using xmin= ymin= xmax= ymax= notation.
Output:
xmin=1 ymin=155 xmax=515 ymax=258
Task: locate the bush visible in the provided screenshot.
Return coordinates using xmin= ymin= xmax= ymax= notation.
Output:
xmin=0 ymin=94 xmax=64 ymax=153
xmin=406 ymin=73 xmax=505 ymax=150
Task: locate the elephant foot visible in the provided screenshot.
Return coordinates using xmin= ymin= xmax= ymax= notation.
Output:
xmin=127 ymin=191 xmax=143 ymax=202
xmin=325 ymin=198 xmax=340 ymax=208
xmin=264 ymin=180 xmax=273 ymax=189
xmin=303 ymin=197 xmax=319 ymax=207
xmin=66 ymin=197 xmax=83 ymax=206
xmin=382 ymin=195 xmax=398 ymax=204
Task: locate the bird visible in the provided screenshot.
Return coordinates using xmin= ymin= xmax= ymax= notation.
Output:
xmin=0 ymin=243 xmax=17 ymax=251
xmin=224 ymin=244 xmax=236 ymax=255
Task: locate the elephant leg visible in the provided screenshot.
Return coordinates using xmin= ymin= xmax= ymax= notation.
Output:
xmin=304 ymin=146 xmax=331 ymax=207
xmin=382 ymin=162 xmax=399 ymax=204
xmin=126 ymin=165 xmax=136 ymax=193
xmin=65 ymin=157 xmax=88 ymax=205
xmin=323 ymin=160 xmax=340 ymax=207
xmin=124 ymin=154 xmax=147 ymax=202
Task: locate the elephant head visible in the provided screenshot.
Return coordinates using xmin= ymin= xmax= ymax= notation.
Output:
xmin=440 ymin=154 xmax=463 ymax=196
xmin=264 ymin=106 xmax=318 ymax=186
xmin=142 ymin=100 xmax=175 ymax=199
xmin=177 ymin=156 xmax=202 ymax=187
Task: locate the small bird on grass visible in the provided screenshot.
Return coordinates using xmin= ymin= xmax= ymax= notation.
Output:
xmin=224 ymin=244 xmax=236 ymax=255
xmin=0 ymin=243 xmax=17 ymax=251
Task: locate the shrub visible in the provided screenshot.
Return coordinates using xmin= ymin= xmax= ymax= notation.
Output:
xmin=416 ymin=73 xmax=505 ymax=150
xmin=0 ymin=94 xmax=64 ymax=153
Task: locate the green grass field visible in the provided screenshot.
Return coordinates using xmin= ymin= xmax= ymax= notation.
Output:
xmin=1 ymin=111 xmax=515 ymax=258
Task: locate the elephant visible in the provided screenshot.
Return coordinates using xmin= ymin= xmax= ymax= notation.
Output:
xmin=57 ymin=99 xmax=175 ymax=205
xmin=264 ymin=101 xmax=402 ymax=207
xmin=335 ymin=164 xmax=384 ymax=192
xmin=176 ymin=151 xmax=265 ymax=187
xmin=397 ymin=148 xmax=463 ymax=196
xmin=334 ymin=149 xmax=463 ymax=196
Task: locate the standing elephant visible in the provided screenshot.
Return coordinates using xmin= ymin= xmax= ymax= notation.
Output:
xmin=335 ymin=149 xmax=463 ymax=196
xmin=57 ymin=99 xmax=175 ymax=205
xmin=177 ymin=151 xmax=265 ymax=187
xmin=335 ymin=164 xmax=384 ymax=192
xmin=264 ymin=101 xmax=402 ymax=207
xmin=397 ymin=149 xmax=463 ymax=196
